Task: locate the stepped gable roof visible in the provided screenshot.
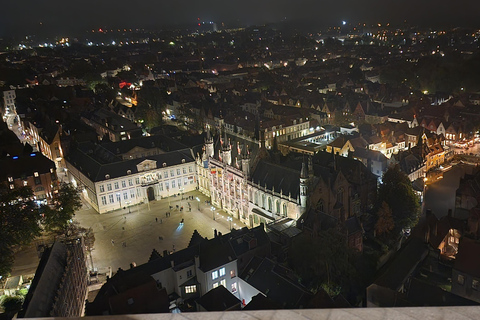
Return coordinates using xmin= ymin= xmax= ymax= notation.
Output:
xmin=313 ymin=151 xmax=375 ymax=185
xmin=454 ymin=238 xmax=480 ymax=278
xmin=251 ymin=159 xmax=301 ymax=199
xmin=196 ymin=285 xmax=241 ymax=311
xmin=198 ymin=235 xmax=236 ymax=272
xmin=66 ymin=143 xmax=195 ymax=182
xmin=188 ymin=230 xmax=206 ymax=248
xmin=0 ymin=152 xmax=55 ymax=180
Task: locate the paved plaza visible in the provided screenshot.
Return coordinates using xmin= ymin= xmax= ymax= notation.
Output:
xmin=12 ymin=190 xmax=247 ymax=277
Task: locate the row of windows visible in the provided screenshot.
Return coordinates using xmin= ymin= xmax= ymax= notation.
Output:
xmin=212 ymin=267 xmax=235 ymax=280
xmin=212 ymin=281 xmax=237 ymax=293
xmin=99 ymin=166 xmax=194 ymax=192
xmin=158 ymin=178 xmax=194 ymax=191
xmin=252 ymin=192 xmax=288 ymax=216
xmin=457 ymin=275 xmax=479 ymax=290
xmin=100 ymin=190 xmax=136 ymax=205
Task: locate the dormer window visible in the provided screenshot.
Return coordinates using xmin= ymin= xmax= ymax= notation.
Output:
xmin=34 ymin=172 xmax=39 ymax=177
xmin=163 ymin=163 xmax=167 ymax=167
xmin=127 ymin=170 xmax=132 ymax=175
xmin=23 ymin=181 xmax=28 ymax=186
xmin=8 ymin=177 xmax=13 ymax=182
xmin=105 ymin=174 xmax=110 ymax=179
xmin=182 ymin=159 xmax=185 ymax=164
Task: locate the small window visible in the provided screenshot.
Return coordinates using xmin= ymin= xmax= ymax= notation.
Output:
xmin=230 ymin=270 xmax=236 ymax=278
xmin=34 ymin=172 xmax=39 ymax=177
xmin=122 ymin=181 xmax=126 ymax=188
xmin=23 ymin=181 xmax=28 ymax=186
xmin=127 ymin=170 xmax=132 ymax=175
xmin=220 ymin=279 xmax=226 ymax=287
xmin=473 ymin=279 xmax=479 ymax=291
xmin=182 ymin=158 xmax=185 ymax=163
xmin=99 ymin=185 xmax=104 ymax=192
xmin=105 ymin=174 xmax=110 ymax=179
xmin=212 ymin=270 xmax=218 ymax=280
xmin=187 ymin=270 xmax=193 ymax=278
xmin=458 ymin=274 xmax=465 ymax=285
xmin=114 ymin=182 xmax=119 ymax=189
xmin=9 ymin=184 xmax=14 ymax=189
xmin=219 ymin=268 xmax=225 ymax=277
xmin=7 ymin=177 xmax=13 ymax=182
xmin=231 ymin=282 xmax=237 ymax=293
xmin=163 ymin=162 xmax=167 ymax=167
xmin=212 ymin=282 xmax=219 ymax=288
xmin=107 ymin=184 xmax=112 ymax=191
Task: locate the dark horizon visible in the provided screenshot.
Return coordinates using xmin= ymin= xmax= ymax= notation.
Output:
xmin=1 ymin=0 xmax=480 ymax=37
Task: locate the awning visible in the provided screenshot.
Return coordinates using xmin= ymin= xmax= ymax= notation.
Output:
xmin=252 ymin=208 xmax=275 ymax=221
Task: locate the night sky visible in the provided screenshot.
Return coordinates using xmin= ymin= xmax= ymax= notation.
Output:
xmin=1 ymin=0 xmax=479 ymax=36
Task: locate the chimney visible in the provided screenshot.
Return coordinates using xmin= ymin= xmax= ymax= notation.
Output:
xmin=170 ymin=260 xmax=175 ymax=268
xmin=214 ymin=229 xmax=218 ymax=238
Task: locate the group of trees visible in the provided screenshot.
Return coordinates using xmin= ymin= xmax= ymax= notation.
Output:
xmin=0 ymin=182 xmax=82 ymax=278
xmin=288 ymin=165 xmax=419 ymax=303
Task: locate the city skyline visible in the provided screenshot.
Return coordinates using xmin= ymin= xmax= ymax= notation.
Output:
xmin=1 ymin=0 xmax=480 ymax=37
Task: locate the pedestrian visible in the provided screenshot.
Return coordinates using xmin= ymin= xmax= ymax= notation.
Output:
xmin=111 ymin=239 xmax=115 ymax=246
xmin=122 ymin=242 xmax=126 ymax=247
xmin=156 ymin=217 xmax=158 ymax=222
xmin=166 ymin=212 xmax=168 ymax=218
xmin=160 ymin=219 xmax=163 ymax=224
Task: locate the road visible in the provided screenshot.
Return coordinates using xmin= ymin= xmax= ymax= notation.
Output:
xmin=11 ymin=190 xmax=247 ymax=277
xmin=423 ymin=163 xmax=477 ymax=219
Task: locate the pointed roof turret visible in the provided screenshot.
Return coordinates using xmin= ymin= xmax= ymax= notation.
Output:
xmin=300 ymin=162 xmax=308 ymax=179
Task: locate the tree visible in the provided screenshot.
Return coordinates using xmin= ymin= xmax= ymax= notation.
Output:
xmin=0 ymin=185 xmax=43 ymax=277
xmin=288 ymin=229 xmax=358 ymax=296
xmin=44 ymin=182 xmax=82 ymax=233
xmin=375 ymin=201 xmax=395 ymax=236
xmin=377 ymin=165 xmax=420 ymax=233
xmin=135 ymin=85 xmax=167 ymax=129
xmin=1 ymin=295 xmax=24 ymax=318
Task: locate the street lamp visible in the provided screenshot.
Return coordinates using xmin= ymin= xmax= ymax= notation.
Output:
xmin=211 ymin=206 xmax=216 ymax=220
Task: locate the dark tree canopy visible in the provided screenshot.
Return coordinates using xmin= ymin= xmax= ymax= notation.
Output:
xmin=377 ymin=165 xmax=420 ymax=232
xmin=44 ymin=182 xmax=82 ymax=233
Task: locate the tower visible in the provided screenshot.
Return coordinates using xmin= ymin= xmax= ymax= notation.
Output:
xmin=241 ymin=144 xmax=250 ymax=177
xmin=300 ymin=162 xmax=308 ymax=212
xmin=205 ymin=128 xmax=214 ymax=158
xmin=221 ymin=130 xmax=232 ymax=166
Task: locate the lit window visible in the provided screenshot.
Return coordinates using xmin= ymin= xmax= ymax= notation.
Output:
xmin=473 ymin=279 xmax=479 ymax=291
xmin=219 ymin=268 xmax=225 ymax=277
xmin=34 ymin=172 xmax=39 ymax=177
xmin=8 ymin=177 xmax=13 ymax=182
xmin=185 ymin=285 xmax=196 ymax=293
xmin=231 ymin=282 xmax=237 ymax=293
xmin=212 ymin=270 xmax=218 ymax=280
xmin=220 ymin=279 xmax=226 ymax=287
xmin=212 ymin=282 xmax=218 ymax=288
xmin=23 ymin=181 xmax=28 ymax=186
xmin=230 ymin=270 xmax=236 ymax=278
xmin=10 ymin=184 xmax=14 ymax=189
xmin=458 ymin=274 xmax=465 ymax=285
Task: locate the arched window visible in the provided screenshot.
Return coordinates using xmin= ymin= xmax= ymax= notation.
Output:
xmin=283 ymin=203 xmax=288 ymax=217
xmin=262 ymin=194 xmax=265 ymax=208
xmin=254 ymin=192 xmax=258 ymax=205
xmin=268 ymin=197 xmax=272 ymax=211
xmin=276 ymin=200 xmax=280 ymax=214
